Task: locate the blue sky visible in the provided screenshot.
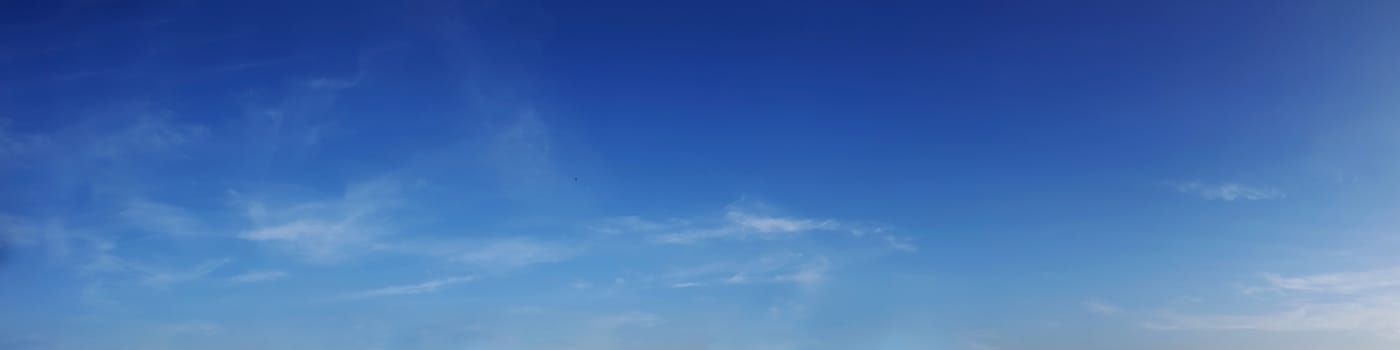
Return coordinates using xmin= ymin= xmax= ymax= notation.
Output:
xmin=2 ymin=0 xmax=1400 ymax=349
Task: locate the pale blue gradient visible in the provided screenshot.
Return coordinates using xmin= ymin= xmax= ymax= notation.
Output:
xmin=2 ymin=1 xmax=1400 ymax=349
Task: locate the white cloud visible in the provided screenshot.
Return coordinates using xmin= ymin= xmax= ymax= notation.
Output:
xmin=885 ymin=235 xmax=918 ymax=252
xmin=1154 ymin=268 xmax=1400 ymax=336
xmin=1084 ymin=301 xmax=1121 ymax=315
xmin=443 ymin=238 xmax=578 ymax=270
xmin=163 ymin=321 xmax=220 ymax=335
xmin=240 ymin=219 xmax=365 ymax=262
xmin=89 ymin=116 xmax=208 ymax=158
xmin=1153 ymin=301 xmax=1400 ymax=334
xmin=663 ymin=205 xmax=835 ymax=242
xmin=0 ymin=213 xmax=39 ymax=246
xmin=351 ymin=276 xmax=475 ymax=298
xmin=773 ymin=258 xmax=828 ymax=287
xmin=119 ymin=198 xmax=203 ymax=237
xmin=0 ymin=116 xmax=206 ymax=162
xmin=139 ymin=258 xmax=231 ymax=286
xmin=1257 ymin=269 xmax=1400 ymax=294
xmin=665 ymin=253 xmax=830 ymax=288
xmin=645 ymin=200 xmax=913 ymax=252
xmin=487 ymin=111 xmax=560 ymax=201
xmin=228 ymin=270 xmax=288 ymax=283
xmin=83 ymin=252 xmax=231 ymax=287
xmin=590 ymin=312 xmax=662 ymax=330
xmin=1175 ymin=182 xmax=1285 ymax=201
xmin=237 ymin=178 xmax=399 ymax=263
xmin=0 ymin=119 xmax=51 ymax=158
xmin=967 ymin=341 xmax=1002 ymax=350
xmin=590 ymin=216 xmax=688 ymax=235
xmin=725 ymin=209 xmax=838 ymax=233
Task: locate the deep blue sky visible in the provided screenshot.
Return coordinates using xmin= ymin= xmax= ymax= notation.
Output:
xmin=3 ymin=1 xmax=1400 ymax=349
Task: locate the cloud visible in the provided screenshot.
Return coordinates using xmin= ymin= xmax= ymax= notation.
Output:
xmin=589 ymin=216 xmax=688 ymax=235
xmin=228 ymin=270 xmax=288 ymax=284
xmin=1152 ymin=302 xmax=1400 ymax=334
xmin=82 ymin=251 xmax=231 ymax=287
xmin=1175 ymin=182 xmax=1285 ymax=201
xmin=138 ymin=258 xmax=232 ymax=286
xmin=590 ymin=312 xmax=662 ymax=330
xmin=1153 ymin=268 xmax=1400 ymax=336
xmin=884 ymin=235 xmax=918 ymax=253
xmin=665 ymin=253 xmax=830 ymax=288
xmin=0 ymin=119 xmax=52 ymax=158
xmin=726 ymin=209 xmax=839 ymax=233
xmin=0 ymin=213 xmax=39 ymax=246
xmin=119 ymin=198 xmax=203 ymax=237
xmin=237 ymin=178 xmax=400 ymax=263
xmin=448 ymin=239 xmax=576 ymax=269
xmin=773 ymin=258 xmax=829 ymax=287
xmin=88 ymin=116 xmax=208 ymax=158
xmin=0 ymin=115 xmax=206 ymax=164
xmin=350 ymin=276 xmax=475 ymax=298
xmin=486 ymin=111 xmax=559 ymax=201
xmin=163 ymin=321 xmax=220 ymax=335
xmin=240 ymin=219 xmax=366 ymax=262
xmin=1255 ymin=269 xmax=1400 ymax=294
xmin=644 ymin=199 xmax=915 ymax=252
xmin=1084 ymin=301 xmax=1121 ymax=315
xmin=967 ymin=341 xmax=1002 ymax=350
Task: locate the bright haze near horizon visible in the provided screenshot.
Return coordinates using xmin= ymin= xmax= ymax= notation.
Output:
xmin=2 ymin=1 xmax=1400 ymax=349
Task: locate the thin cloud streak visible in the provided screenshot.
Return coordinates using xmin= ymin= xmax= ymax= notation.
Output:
xmin=228 ymin=270 xmax=288 ymax=283
xmin=350 ymin=276 xmax=475 ymax=298
xmin=236 ymin=178 xmax=400 ymax=263
xmin=1084 ymin=301 xmax=1121 ymax=315
xmin=647 ymin=199 xmax=914 ymax=250
xmin=119 ymin=198 xmax=203 ymax=237
xmin=1154 ymin=267 xmax=1400 ymax=336
xmin=1175 ymin=182 xmax=1285 ymax=201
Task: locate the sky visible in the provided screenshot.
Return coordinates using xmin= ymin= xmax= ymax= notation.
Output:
xmin=2 ymin=0 xmax=1400 ymax=349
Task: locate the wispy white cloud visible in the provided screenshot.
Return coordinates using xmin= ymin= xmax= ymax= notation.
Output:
xmin=0 ymin=119 xmax=52 ymax=158
xmin=589 ymin=311 xmax=662 ymax=330
xmin=967 ymin=341 xmax=1003 ymax=350
xmin=0 ymin=215 xmax=122 ymax=269
xmin=0 ymin=115 xmax=205 ymax=163
xmin=237 ymin=178 xmax=399 ymax=263
xmin=884 ymin=235 xmax=918 ymax=252
xmin=664 ymin=253 xmax=830 ymax=288
xmin=350 ymin=276 xmax=475 ymax=298
xmin=589 ymin=216 xmax=688 ymax=235
xmin=1175 ymin=182 xmax=1285 ymax=201
xmin=1084 ymin=301 xmax=1121 ymax=315
xmin=1153 ymin=267 xmax=1400 ymax=336
xmin=228 ymin=270 xmax=288 ymax=284
xmin=88 ymin=116 xmax=208 ymax=159
xmin=1254 ymin=269 xmax=1400 ymax=295
xmin=163 ymin=321 xmax=221 ymax=335
xmin=487 ymin=111 xmax=560 ymax=201
xmin=641 ymin=199 xmax=915 ymax=252
xmin=119 ymin=198 xmax=203 ymax=237
xmin=1152 ymin=301 xmax=1400 ymax=334
xmin=143 ymin=259 xmax=231 ymax=286
xmin=388 ymin=238 xmax=579 ymax=270
xmin=447 ymin=238 xmax=577 ymax=270
xmin=0 ymin=213 xmax=39 ymax=246
xmin=82 ymin=250 xmax=231 ymax=287
xmin=726 ymin=209 xmax=839 ymax=234
xmin=773 ymin=258 xmax=829 ymax=287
